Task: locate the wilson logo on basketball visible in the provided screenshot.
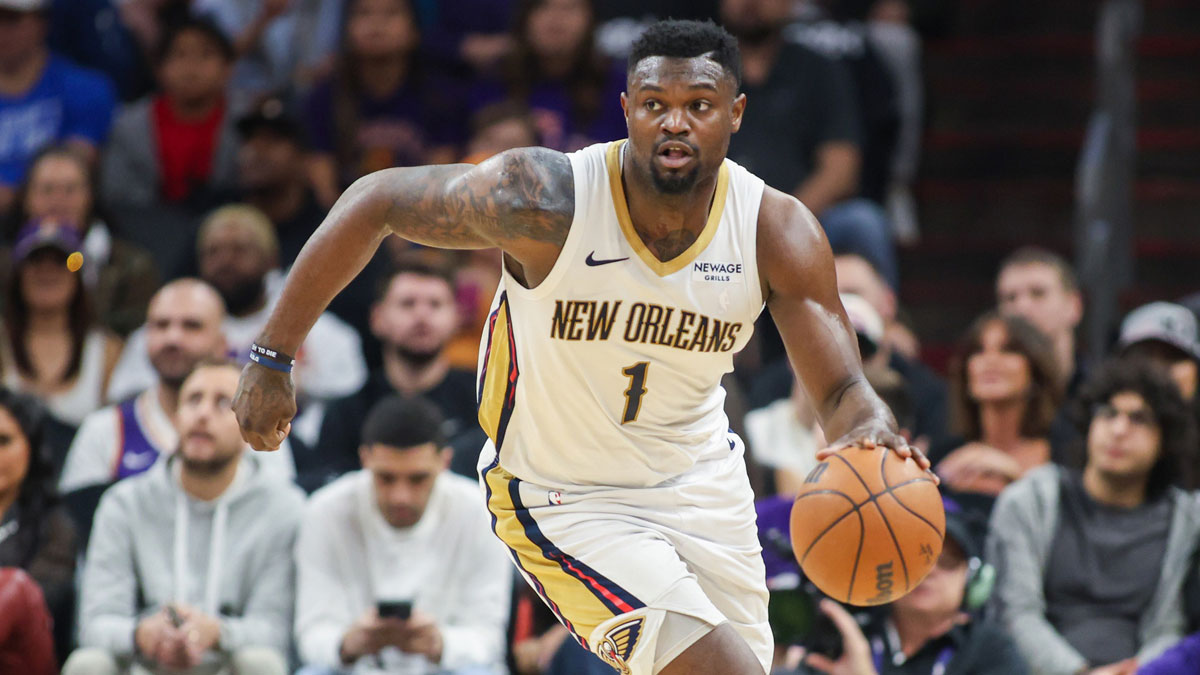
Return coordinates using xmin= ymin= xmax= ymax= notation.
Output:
xmin=867 ymin=561 xmax=895 ymax=604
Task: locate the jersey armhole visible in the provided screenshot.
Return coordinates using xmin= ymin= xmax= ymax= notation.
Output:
xmin=742 ymin=169 xmax=768 ymax=314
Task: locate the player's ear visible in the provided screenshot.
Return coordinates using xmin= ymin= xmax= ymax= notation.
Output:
xmin=620 ymin=92 xmax=630 ymax=124
xmin=730 ymin=93 xmax=746 ymax=133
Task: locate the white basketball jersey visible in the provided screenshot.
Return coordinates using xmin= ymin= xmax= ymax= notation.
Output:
xmin=477 ymin=140 xmax=766 ymax=489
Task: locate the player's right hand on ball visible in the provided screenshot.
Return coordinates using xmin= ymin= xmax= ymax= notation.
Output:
xmin=232 ymin=362 xmax=295 ymax=451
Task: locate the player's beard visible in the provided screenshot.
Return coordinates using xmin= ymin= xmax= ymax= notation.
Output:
xmin=650 ymin=162 xmax=702 ymax=195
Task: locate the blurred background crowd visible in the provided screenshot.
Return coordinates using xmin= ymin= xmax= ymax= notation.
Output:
xmin=0 ymin=0 xmax=1198 ymax=673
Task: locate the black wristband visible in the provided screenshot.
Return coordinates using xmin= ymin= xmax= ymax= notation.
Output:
xmin=250 ymin=342 xmax=295 ymax=365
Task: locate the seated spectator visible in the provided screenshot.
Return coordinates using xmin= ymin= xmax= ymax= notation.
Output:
xmin=935 ymin=312 xmax=1061 ymax=497
xmin=101 ymin=18 xmax=237 ymax=218
xmin=236 ymin=96 xmax=324 ymax=269
xmin=995 ymin=247 xmax=1088 ymax=454
xmin=0 ymin=0 xmax=116 ymax=210
xmin=470 ymin=0 xmax=626 ymax=152
xmin=0 ymin=567 xmax=56 ymax=675
xmin=0 ymin=389 xmax=77 ymax=661
xmin=790 ymin=495 xmax=1026 ymax=675
xmin=986 ymin=359 xmax=1200 ymax=674
xmin=1116 ymin=302 xmax=1200 ymax=406
xmin=1 ymin=222 xmax=123 ymax=430
xmin=100 ymin=17 xmax=238 ymax=277
xmin=8 ymin=145 xmax=159 ymax=336
xmin=235 ymin=95 xmax=386 ymax=343
xmin=64 ymin=358 xmax=304 ymax=675
xmin=60 ymin=280 xmax=297 ymax=492
xmin=107 ymin=205 xmax=366 ymax=444
xmin=294 ymin=395 xmax=511 ymax=674
xmin=312 ymin=259 xmax=478 ymax=490
xmin=305 ymin=0 xmax=464 ymax=207
xmin=995 ymin=247 xmax=1087 ymax=397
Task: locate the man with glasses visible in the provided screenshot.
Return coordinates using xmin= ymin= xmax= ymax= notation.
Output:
xmin=985 ymin=359 xmax=1200 ymax=675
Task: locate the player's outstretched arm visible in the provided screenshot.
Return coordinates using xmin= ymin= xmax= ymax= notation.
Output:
xmin=757 ymin=188 xmax=932 ymax=474
xmin=233 ymin=147 xmax=574 ymax=450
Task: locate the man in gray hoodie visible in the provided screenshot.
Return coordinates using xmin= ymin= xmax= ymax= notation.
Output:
xmin=986 ymin=358 xmax=1200 ymax=675
xmin=63 ymin=358 xmax=306 ymax=675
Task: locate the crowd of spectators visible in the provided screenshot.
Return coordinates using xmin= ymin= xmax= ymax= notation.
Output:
xmin=0 ymin=1 xmax=1197 ymax=674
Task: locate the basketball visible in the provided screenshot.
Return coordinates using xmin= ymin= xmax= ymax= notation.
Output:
xmin=789 ymin=446 xmax=945 ymax=606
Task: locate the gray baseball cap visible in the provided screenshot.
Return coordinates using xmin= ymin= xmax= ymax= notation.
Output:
xmin=1118 ymin=302 xmax=1200 ymax=361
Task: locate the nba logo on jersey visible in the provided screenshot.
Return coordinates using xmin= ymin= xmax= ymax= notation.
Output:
xmin=598 ymin=617 xmax=645 ymax=674
xmin=548 ymin=490 xmax=563 ymax=505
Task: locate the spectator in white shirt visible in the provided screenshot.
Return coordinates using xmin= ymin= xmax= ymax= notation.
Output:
xmin=59 ymin=279 xmax=294 ymax=492
xmin=294 ymin=395 xmax=512 ymax=675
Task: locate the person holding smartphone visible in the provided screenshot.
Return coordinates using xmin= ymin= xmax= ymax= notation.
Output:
xmin=293 ymin=395 xmax=511 ymax=674
xmin=788 ymin=497 xmax=1026 ymax=675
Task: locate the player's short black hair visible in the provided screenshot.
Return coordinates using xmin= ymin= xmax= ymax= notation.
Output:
xmin=156 ymin=17 xmax=236 ymax=65
xmin=361 ymin=395 xmax=447 ymax=450
xmin=627 ymin=19 xmax=742 ymax=90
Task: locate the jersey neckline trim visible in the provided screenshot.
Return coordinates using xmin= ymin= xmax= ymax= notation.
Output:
xmin=605 ymin=140 xmax=730 ymax=277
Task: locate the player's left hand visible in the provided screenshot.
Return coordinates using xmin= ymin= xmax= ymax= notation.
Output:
xmin=818 ymin=423 xmax=938 ymax=484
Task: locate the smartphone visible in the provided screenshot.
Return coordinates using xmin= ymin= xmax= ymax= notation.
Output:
xmin=376 ymin=600 xmax=413 ymax=620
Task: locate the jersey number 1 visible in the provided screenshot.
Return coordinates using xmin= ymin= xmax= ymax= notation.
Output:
xmin=621 ymin=362 xmax=649 ymax=423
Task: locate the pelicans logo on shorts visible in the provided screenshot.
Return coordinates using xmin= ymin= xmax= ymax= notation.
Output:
xmin=597 ymin=617 xmax=644 ymax=674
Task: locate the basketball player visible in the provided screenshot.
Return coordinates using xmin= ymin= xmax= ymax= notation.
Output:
xmin=234 ymin=20 xmax=932 ymax=675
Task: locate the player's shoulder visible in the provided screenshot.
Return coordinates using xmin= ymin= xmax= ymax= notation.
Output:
xmin=755 ymin=186 xmax=824 ymax=246
xmin=477 ymin=145 xmax=576 ymax=214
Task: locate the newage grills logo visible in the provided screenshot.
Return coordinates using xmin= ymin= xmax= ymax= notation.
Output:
xmin=692 ymin=261 xmax=743 ymax=282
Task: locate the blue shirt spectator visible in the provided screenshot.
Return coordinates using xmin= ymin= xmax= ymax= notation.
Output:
xmin=0 ymin=59 xmax=115 ymax=187
xmin=0 ymin=1 xmax=115 ymax=197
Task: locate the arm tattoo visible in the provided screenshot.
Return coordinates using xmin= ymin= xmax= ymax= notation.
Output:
xmin=386 ymin=147 xmax=574 ymax=249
